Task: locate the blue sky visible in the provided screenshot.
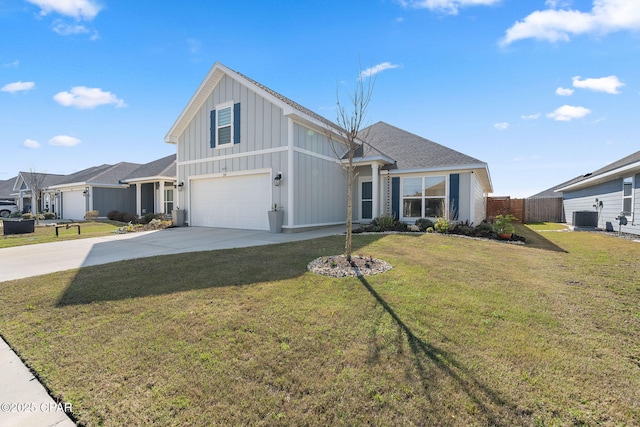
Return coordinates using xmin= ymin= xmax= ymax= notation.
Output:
xmin=1 ymin=0 xmax=639 ymax=197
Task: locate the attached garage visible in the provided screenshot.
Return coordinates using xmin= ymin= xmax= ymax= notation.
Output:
xmin=190 ymin=173 xmax=271 ymax=230
xmin=62 ymin=189 xmax=87 ymax=220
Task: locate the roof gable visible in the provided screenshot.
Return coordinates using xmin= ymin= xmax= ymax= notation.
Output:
xmin=164 ymin=62 xmax=339 ymax=144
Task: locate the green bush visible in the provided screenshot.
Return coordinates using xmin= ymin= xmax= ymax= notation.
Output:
xmin=107 ymin=210 xmax=120 ymax=221
xmin=43 ymin=212 xmax=56 ymax=220
xmin=434 ymin=217 xmax=450 ymax=233
xmin=415 ymin=218 xmax=434 ymax=231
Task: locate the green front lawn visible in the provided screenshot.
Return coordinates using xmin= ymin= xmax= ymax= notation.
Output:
xmin=0 ymin=228 xmax=639 ymax=425
xmin=0 ymin=221 xmax=124 ymax=249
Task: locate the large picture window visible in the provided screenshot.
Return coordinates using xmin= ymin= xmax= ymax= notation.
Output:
xmin=402 ymin=176 xmax=446 ymax=219
xmin=622 ymin=176 xmax=633 ymax=216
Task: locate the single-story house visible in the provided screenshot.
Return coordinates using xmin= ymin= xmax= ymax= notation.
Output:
xmin=164 ymin=62 xmax=492 ymax=232
xmin=556 ymin=150 xmax=640 ymax=235
xmin=13 ymin=155 xmax=176 ymax=220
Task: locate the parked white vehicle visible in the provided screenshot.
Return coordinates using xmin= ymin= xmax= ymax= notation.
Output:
xmin=0 ymin=200 xmax=19 ymax=218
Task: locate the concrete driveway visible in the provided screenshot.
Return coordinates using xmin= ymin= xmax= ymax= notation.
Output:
xmin=0 ymin=226 xmax=344 ymax=282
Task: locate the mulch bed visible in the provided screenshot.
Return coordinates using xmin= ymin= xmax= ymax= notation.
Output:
xmin=307 ymin=255 xmax=392 ymax=278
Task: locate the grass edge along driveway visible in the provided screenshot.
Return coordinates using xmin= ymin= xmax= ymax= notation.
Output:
xmin=0 ymin=227 xmax=639 ymax=426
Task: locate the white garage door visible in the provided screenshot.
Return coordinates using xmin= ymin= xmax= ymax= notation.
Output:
xmin=190 ymin=173 xmax=271 ymax=230
xmin=62 ymin=190 xmax=86 ymax=220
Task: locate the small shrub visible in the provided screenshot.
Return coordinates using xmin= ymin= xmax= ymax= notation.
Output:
xmin=21 ymin=213 xmax=33 ymax=220
xmin=107 ymin=210 xmax=120 ymax=220
xmin=122 ymin=213 xmax=139 ymax=223
xmin=415 ymin=218 xmax=434 ymax=231
xmin=84 ymin=210 xmax=99 ymax=221
xmin=10 ymin=212 xmax=23 ymax=218
xmin=43 ymin=212 xmax=56 ymax=220
xmin=372 ymin=215 xmax=396 ymax=230
xmin=434 ymin=218 xmax=450 ymax=233
xmin=426 ymin=227 xmax=434 ymax=233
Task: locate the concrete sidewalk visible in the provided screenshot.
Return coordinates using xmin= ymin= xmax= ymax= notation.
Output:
xmin=0 ymin=337 xmax=76 ymax=426
xmin=0 ymin=225 xmax=344 ymax=426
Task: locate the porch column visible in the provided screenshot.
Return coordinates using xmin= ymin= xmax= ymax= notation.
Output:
xmin=158 ymin=181 xmax=165 ymax=214
xmin=371 ymin=163 xmax=380 ymax=219
xmin=135 ymin=183 xmax=142 ymax=217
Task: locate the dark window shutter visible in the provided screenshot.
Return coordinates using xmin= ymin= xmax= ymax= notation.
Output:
xmin=233 ymin=103 xmax=241 ymax=144
xmin=210 ymin=110 xmax=216 ymax=148
xmin=449 ymin=174 xmax=460 ymax=220
xmin=391 ymin=177 xmax=400 ymax=220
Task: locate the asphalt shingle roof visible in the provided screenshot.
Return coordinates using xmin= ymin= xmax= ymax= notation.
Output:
xmin=123 ymin=154 xmax=176 ymax=181
xmin=359 ymin=121 xmax=486 ymax=170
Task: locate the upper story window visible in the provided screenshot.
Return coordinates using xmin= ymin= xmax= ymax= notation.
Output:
xmin=622 ymin=176 xmax=633 ymax=216
xmin=210 ymin=102 xmax=240 ymax=148
xmin=217 ymin=105 xmax=233 ymax=145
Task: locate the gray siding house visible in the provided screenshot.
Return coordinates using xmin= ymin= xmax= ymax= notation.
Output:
xmin=14 ymin=155 xmax=176 ymax=220
xmin=165 ymin=62 xmax=492 ymax=231
xmin=557 ymin=150 xmax=640 ymax=235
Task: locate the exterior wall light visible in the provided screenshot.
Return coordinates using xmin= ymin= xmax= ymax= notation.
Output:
xmin=274 ymin=172 xmax=282 ymax=186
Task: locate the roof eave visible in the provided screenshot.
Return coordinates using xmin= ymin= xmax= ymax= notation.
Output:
xmin=556 ymin=160 xmax=640 ymax=192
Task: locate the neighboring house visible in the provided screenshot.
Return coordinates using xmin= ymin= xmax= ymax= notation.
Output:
xmin=0 ymin=178 xmax=17 ymax=202
xmin=165 ymin=62 xmax=492 ymax=232
xmin=556 ymin=150 xmax=640 ymax=235
xmin=13 ymin=155 xmax=176 ymax=220
xmin=120 ymin=154 xmax=177 ymax=217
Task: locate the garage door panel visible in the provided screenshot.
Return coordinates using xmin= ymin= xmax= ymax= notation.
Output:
xmin=190 ymin=174 xmax=271 ymax=230
xmin=62 ymin=191 xmax=86 ymax=220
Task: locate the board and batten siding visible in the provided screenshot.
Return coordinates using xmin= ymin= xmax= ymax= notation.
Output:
xmin=563 ymin=174 xmax=640 ymax=235
xmin=472 ymin=172 xmax=487 ymax=224
xmin=93 ymin=187 xmax=136 ymax=217
xmin=176 ymin=74 xmax=291 ymax=224
xmin=292 ymin=122 xmax=348 ymax=227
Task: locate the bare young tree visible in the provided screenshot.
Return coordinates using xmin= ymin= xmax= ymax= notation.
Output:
xmin=23 ymin=168 xmax=47 ymax=224
xmin=326 ymin=69 xmax=375 ymax=261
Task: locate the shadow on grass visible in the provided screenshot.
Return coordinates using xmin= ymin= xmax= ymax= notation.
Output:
xmin=56 ymin=235 xmax=383 ymax=306
xmin=358 ymin=275 xmax=527 ymax=425
xmin=515 ymin=224 xmax=568 ymax=253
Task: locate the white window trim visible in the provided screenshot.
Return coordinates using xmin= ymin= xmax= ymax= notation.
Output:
xmin=215 ymin=101 xmax=234 ymax=148
xmin=622 ymin=176 xmax=634 ymax=219
xmin=400 ymin=175 xmax=448 ymax=221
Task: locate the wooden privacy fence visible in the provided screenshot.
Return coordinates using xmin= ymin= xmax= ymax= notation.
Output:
xmin=486 ymin=197 xmax=564 ymax=223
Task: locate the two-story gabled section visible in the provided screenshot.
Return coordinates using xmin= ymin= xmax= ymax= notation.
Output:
xmin=165 ymin=62 xmax=492 ymax=231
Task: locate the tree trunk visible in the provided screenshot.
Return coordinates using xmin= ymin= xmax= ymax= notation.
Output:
xmin=345 ymin=158 xmax=353 ymax=261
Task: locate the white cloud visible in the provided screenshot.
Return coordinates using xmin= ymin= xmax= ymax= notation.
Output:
xmin=23 ymin=139 xmax=41 ymax=148
xmin=26 ymin=0 xmax=102 ymax=20
xmin=572 ymin=75 xmax=624 ymax=94
xmin=359 ymin=62 xmax=401 ymax=79
xmin=52 ymin=20 xmax=89 ymax=35
xmin=493 ymin=122 xmax=509 ymax=130
xmin=1 ymin=81 xmax=35 ymax=93
xmin=547 ymin=105 xmax=592 ymax=121
xmin=556 ymin=87 xmax=574 ymax=96
xmin=397 ymin=0 xmax=500 ymax=15
xmin=1 ymin=60 xmax=20 ymax=68
xmin=521 ymin=113 xmax=541 ymax=120
xmin=501 ymin=0 xmax=640 ymax=46
xmin=49 ymin=135 xmax=81 ymax=147
xmin=53 ymin=86 xmax=127 ymax=109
